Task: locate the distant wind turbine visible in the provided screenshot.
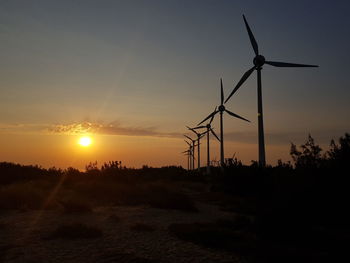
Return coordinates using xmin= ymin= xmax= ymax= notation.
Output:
xmin=198 ymin=78 xmax=250 ymax=167
xmin=184 ymin=135 xmax=197 ymax=170
xmin=186 ymin=126 xmax=207 ymax=171
xmin=184 ymin=140 xmax=194 ymax=170
xmin=181 ymin=149 xmax=191 ymax=170
xmin=225 ymin=15 xmax=318 ymax=167
xmin=191 ymin=107 xmax=220 ymax=173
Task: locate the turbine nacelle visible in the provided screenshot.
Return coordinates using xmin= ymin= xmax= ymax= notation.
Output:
xmin=218 ymin=105 xmax=225 ymax=112
xmin=253 ymin=55 xmax=265 ymax=68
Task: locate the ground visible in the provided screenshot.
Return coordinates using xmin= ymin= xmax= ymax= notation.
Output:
xmin=0 ymin=195 xmax=245 ymax=263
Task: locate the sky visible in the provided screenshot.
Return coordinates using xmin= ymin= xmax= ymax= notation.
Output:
xmin=0 ymin=0 xmax=349 ymax=169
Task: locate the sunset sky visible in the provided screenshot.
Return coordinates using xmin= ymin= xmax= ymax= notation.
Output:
xmin=1 ymin=0 xmax=349 ymax=169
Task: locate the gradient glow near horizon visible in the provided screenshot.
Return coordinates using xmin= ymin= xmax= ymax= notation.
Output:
xmin=0 ymin=0 xmax=349 ymax=169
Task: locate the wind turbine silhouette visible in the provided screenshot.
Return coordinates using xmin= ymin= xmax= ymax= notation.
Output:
xmin=192 ymin=107 xmax=220 ymax=173
xmin=225 ymin=15 xmax=318 ymax=167
xmin=198 ymin=78 xmax=250 ymax=167
xmin=184 ymin=140 xmax=194 ymax=170
xmin=186 ymin=126 xmax=206 ymax=171
xmin=181 ymin=149 xmax=191 ymax=170
xmin=184 ymin=135 xmax=197 ymax=170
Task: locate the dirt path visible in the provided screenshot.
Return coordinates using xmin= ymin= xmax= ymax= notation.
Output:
xmin=0 ymin=202 xmax=243 ymax=263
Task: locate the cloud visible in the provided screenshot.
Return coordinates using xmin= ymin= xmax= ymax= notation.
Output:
xmin=0 ymin=121 xmax=347 ymax=145
xmin=0 ymin=123 xmax=49 ymax=134
xmin=47 ymin=121 xmax=183 ymax=138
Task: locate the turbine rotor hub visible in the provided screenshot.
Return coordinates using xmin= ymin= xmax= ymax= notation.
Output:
xmin=206 ymin=124 xmax=211 ymax=129
xmin=218 ymin=105 xmax=225 ymax=112
xmin=253 ymin=55 xmax=265 ymax=68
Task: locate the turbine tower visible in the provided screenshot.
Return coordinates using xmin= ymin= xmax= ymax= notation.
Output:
xmin=192 ymin=107 xmax=220 ymax=173
xmin=187 ymin=126 xmax=206 ymax=171
xmin=198 ymin=78 xmax=250 ymax=167
xmin=225 ymin=15 xmax=318 ymax=167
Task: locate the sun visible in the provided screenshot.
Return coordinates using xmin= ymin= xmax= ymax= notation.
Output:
xmin=78 ymin=136 xmax=92 ymax=147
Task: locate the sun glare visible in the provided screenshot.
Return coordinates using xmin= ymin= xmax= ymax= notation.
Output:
xmin=78 ymin=136 xmax=92 ymax=147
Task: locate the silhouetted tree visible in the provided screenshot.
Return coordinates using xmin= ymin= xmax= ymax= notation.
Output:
xmin=101 ymin=161 xmax=121 ymax=170
xmin=276 ymin=159 xmax=293 ymax=169
xmin=85 ymin=161 xmax=100 ymax=176
xmin=64 ymin=167 xmax=81 ymax=176
xmin=225 ymin=157 xmax=242 ymax=167
xmin=326 ymin=133 xmax=350 ymax=170
xmin=290 ymin=134 xmax=323 ymax=169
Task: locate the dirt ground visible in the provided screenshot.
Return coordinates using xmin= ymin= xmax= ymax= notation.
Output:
xmin=0 ymin=201 xmax=243 ymax=263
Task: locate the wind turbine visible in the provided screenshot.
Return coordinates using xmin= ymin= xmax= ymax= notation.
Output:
xmin=184 ymin=135 xmax=197 ymax=170
xmin=225 ymin=15 xmax=318 ymax=167
xmin=186 ymin=126 xmax=207 ymax=171
xmin=184 ymin=140 xmax=194 ymax=170
xmin=198 ymin=78 xmax=250 ymax=167
xmin=191 ymin=107 xmax=220 ymax=173
xmin=181 ymin=149 xmax=191 ymax=170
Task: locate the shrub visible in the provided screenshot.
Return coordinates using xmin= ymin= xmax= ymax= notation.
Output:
xmin=0 ymin=182 xmax=46 ymax=209
xmin=290 ymin=134 xmax=323 ymax=169
xmin=144 ymin=183 xmax=198 ymax=212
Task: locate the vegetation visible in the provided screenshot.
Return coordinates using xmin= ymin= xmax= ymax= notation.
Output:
xmin=1 ymin=132 xmax=349 ymax=262
xmin=169 ymin=215 xmax=255 ymax=255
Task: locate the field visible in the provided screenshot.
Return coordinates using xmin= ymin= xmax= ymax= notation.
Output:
xmin=1 ymin=133 xmax=350 ymax=262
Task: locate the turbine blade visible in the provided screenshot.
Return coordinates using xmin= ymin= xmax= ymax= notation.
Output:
xmin=200 ymin=130 xmax=208 ymax=137
xmin=220 ymin=78 xmax=224 ymax=105
xmin=193 ymin=125 xmax=206 ymax=129
xmin=210 ymin=128 xmax=220 ymax=141
xmin=265 ymin=61 xmax=319 ymax=67
xmin=198 ymin=110 xmax=218 ymax=126
xmin=184 ymin=140 xmax=191 ymax=146
xmin=184 ymin=135 xmax=194 ymax=141
xmin=187 ymin=127 xmax=199 ymax=135
xmin=209 ymin=106 xmax=217 ymax=124
xmin=225 ymin=66 xmax=255 ymax=104
xmin=243 ymin=15 xmax=259 ymax=55
xmin=225 ymin=109 xmax=250 ymax=122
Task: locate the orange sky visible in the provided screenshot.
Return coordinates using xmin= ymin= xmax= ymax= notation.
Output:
xmin=1 ymin=1 xmax=349 ymax=169
xmin=0 ymin=131 xmax=325 ymax=170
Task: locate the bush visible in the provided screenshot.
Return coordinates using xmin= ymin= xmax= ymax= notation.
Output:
xmin=290 ymin=134 xmax=323 ymax=169
xmin=0 ymin=182 xmax=48 ymax=210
